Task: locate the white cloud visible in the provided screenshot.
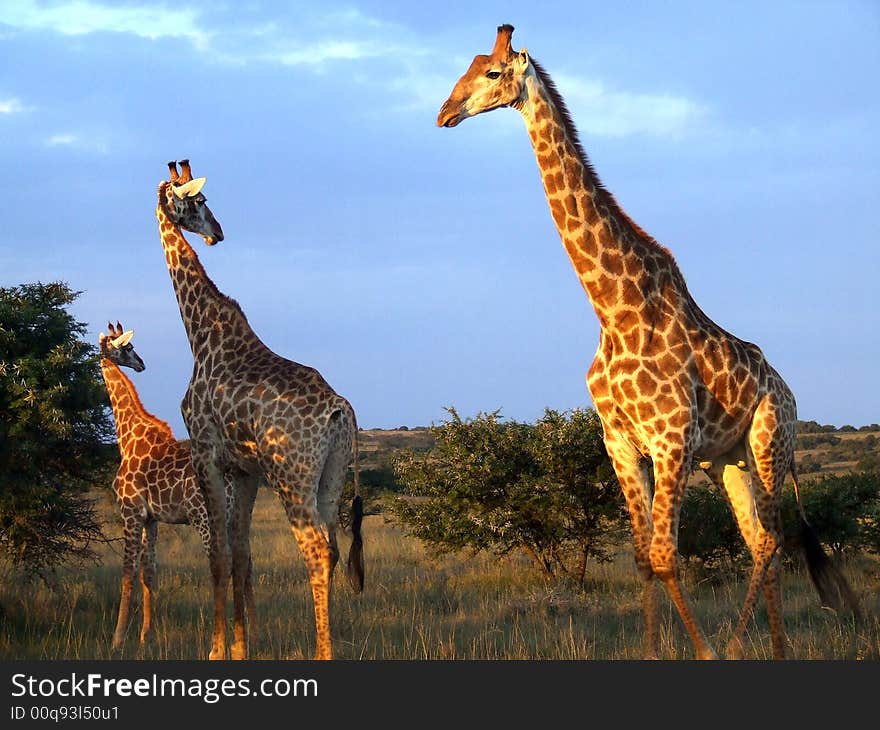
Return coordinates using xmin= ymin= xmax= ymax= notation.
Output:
xmin=267 ymin=39 xmax=384 ymax=66
xmin=45 ymin=132 xmax=108 ymax=153
xmin=0 ymin=0 xmax=208 ymax=48
xmin=0 ymin=97 xmax=27 ymax=114
xmin=46 ymin=133 xmax=78 ymax=146
xmin=0 ymin=4 xmax=707 ymax=138
xmin=554 ymin=74 xmax=708 ymax=138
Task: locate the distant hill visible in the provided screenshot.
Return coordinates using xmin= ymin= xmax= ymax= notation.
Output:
xmin=358 ymin=422 xmax=880 ymax=491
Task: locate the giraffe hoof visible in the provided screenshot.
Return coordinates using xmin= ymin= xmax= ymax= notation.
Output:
xmin=697 ymin=647 xmax=720 ymax=660
xmin=208 ymin=645 xmax=226 ymax=661
xmin=231 ymin=642 xmax=248 ymax=661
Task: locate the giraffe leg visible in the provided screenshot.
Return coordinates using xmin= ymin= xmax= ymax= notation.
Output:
xmin=726 ymin=529 xmax=781 ymax=660
xmin=274 ymin=470 xmax=335 ymax=660
xmin=317 ymin=417 xmax=352 ymax=576
xmin=112 ymin=516 xmax=143 ymax=650
xmin=229 ymin=472 xmax=259 ymax=661
xmin=703 ymin=455 xmax=767 ymax=659
xmin=139 ymin=520 xmax=158 ymax=645
xmin=762 ymin=556 xmax=786 ymax=659
xmin=723 ymin=399 xmax=789 ymax=660
xmin=290 ymin=519 xmax=334 ymax=660
xmin=245 ymin=554 xmax=256 ymax=633
xmin=651 ymin=449 xmax=718 ymax=660
xmin=191 ymin=450 xmax=230 ymax=661
xmin=603 ymin=434 xmax=659 ymax=659
xmin=221 ymin=471 xmax=257 ymax=627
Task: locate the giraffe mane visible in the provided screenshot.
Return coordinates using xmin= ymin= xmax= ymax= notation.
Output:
xmin=530 ymin=59 xmax=692 ymax=292
xmin=103 ymin=358 xmax=176 ymax=440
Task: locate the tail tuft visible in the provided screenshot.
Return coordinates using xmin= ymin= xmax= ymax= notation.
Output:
xmin=346 ymin=494 xmax=364 ymax=593
xmin=801 ymin=518 xmax=861 ymax=619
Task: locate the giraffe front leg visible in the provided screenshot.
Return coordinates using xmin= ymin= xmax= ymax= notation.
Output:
xmin=112 ymin=517 xmax=143 ymax=651
xmin=603 ymin=435 xmax=659 ymax=659
xmin=139 ymin=521 xmax=159 ymax=645
xmin=651 ymin=449 xmax=718 ymax=660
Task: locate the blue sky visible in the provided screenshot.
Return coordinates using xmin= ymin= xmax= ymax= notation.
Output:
xmin=1 ymin=1 xmax=878 ymax=433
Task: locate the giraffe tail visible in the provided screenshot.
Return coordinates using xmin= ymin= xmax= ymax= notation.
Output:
xmin=792 ymin=463 xmax=861 ymax=619
xmin=346 ymin=421 xmax=365 ymax=594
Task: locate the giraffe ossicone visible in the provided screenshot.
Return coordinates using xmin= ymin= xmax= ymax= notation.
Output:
xmin=156 ymin=160 xmax=363 ymax=661
xmin=438 ymin=24 xmax=859 ymax=659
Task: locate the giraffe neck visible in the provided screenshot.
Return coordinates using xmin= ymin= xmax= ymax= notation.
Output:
xmin=100 ymin=359 xmax=174 ymax=454
xmin=155 ymin=187 xmax=262 ymax=363
xmin=517 ymin=62 xmax=689 ymax=330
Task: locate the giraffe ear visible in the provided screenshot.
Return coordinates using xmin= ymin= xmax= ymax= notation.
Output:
xmin=516 ymin=48 xmax=529 ymax=69
xmin=111 ymin=330 xmax=134 ymax=348
xmin=172 ymin=177 xmax=207 ymax=199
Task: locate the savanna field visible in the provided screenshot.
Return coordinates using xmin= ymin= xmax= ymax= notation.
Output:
xmin=2 ymin=428 xmax=879 ymax=661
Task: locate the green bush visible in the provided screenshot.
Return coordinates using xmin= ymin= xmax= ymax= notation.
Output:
xmin=781 ymin=472 xmax=880 ymax=556
xmin=0 ymin=282 xmax=115 ymax=578
xmin=391 ymin=408 xmax=625 ymax=583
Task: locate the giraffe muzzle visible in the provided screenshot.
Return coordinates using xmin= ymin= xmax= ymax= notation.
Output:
xmin=204 ymin=221 xmax=224 ymax=245
xmin=437 ymin=100 xmax=465 ymax=128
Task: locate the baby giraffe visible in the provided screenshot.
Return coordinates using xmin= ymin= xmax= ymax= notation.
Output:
xmin=99 ymin=322 xmax=255 ymax=650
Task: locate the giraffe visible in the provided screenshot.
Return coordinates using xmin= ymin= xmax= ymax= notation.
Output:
xmin=100 ymin=322 xmax=255 ymax=650
xmin=437 ymin=25 xmax=858 ymax=659
xmin=155 ymin=159 xmax=363 ymax=661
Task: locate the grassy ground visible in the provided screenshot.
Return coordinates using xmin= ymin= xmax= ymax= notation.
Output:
xmin=1 ymin=488 xmax=878 ymax=660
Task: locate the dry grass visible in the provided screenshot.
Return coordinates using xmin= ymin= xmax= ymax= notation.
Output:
xmin=1 ymin=488 xmax=878 ymax=660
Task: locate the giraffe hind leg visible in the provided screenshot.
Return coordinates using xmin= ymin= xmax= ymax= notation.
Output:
xmin=726 ymin=398 xmax=792 ymax=659
xmin=274 ymin=467 xmax=335 ymax=660
xmin=705 ymin=454 xmax=784 ymax=659
xmin=229 ymin=472 xmax=259 ymax=661
xmin=139 ymin=520 xmax=158 ymax=645
xmin=190 ymin=449 xmax=231 ymax=661
xmin=317 ymin=413 xmax=353 ymax=575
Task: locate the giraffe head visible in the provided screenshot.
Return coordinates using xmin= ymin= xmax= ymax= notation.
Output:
xmin=437 ymin=24 xmax=530 ymax=128
xmin=99 ymin=321 xmax=145 ymax=372
xmin=161 ymin=159 xmax=225 ymax=245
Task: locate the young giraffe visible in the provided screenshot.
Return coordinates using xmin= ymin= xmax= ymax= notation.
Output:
xmin=155 ymin=160 xmax=363 ymax=661
xmin=100 ymin=323 xmax=255 ymax=650
xmin=438 ymin=25 xmax=857 ymax=659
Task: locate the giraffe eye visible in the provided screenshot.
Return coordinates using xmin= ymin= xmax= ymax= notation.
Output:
xmin=486 ymin=70 xmax=501 ymax=80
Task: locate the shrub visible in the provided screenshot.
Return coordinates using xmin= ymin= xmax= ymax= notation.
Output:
xmin=391 ymin=408 xmax=626 ymax=583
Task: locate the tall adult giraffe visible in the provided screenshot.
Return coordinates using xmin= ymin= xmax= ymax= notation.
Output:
xmin=437 ymin=24 xmax=857 ymax=659
xmin=100 ymin=322 xmax=254 ymax=650
xmin=155 ymin=160 xmax=363 ymax=660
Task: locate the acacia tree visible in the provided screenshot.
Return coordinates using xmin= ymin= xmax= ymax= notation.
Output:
xmin=0 ymin=282 xmax=115 ymax=578
xmin=391 ymin=408 xmax=625 ymax=582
